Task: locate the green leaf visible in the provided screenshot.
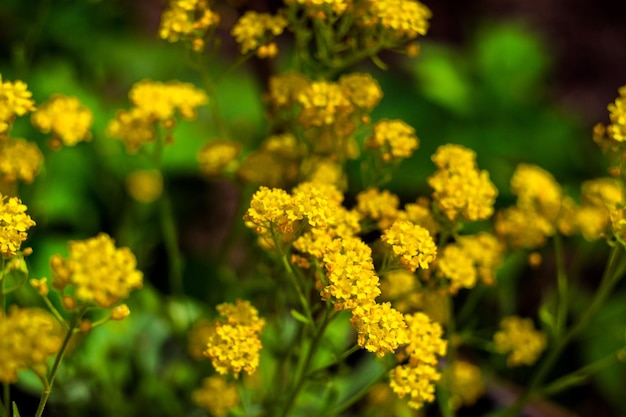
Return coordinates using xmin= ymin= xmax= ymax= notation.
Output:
xmin=290 ymin=309 xmax=311 ymax=325
xmin=12 ymin=402 xmax=21 ymax=417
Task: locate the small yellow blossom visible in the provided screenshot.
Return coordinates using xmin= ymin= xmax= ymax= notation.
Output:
xmin=399 ymin=198 xmax=439 ymax=237
xmin=159 ymin=0 xmax=220 ymax=51
xmin=428 ymin=144 xmax=498 ymax=222
xmin=0 ymin=74 xmax=36 ymax=135
xmin=389 ymin=363 xmax=440 ymax=410
xmin=381 ymin=220 xmax=437 ymax=272
xmin=198 ymin=140 xmax=242 ymax=176
xmin=436 ymin=244 xmax=477 ymax=293
xmin=339 ymin=73 xmax=383 ymax=111
xmin=606 ymin=85 xmax=626 ymax=142
xmin=129 ymin=80 xmax=208 ymax=121
xmin=110 ymin=304 xmax=131 ymax=320
xmin=445 ymin=360 xmax=484 ymax=410
xmin=367 ymin=0 xmax=432 ymax=40
xmin=456 ymin=232 xmax=503 ymax=285
xmin=0 ymin=307 xmax=63 ymax=383
xmin=296 ymin=81 xmax=353 ymax=127
xmin=403 ymin=312 xmax=447 ymax=366
xmin=366 ymin=119 xmax=419 ymax=161
xmin=511 ymin=163 xmax=563 ymax=221
xmin=290 ymin=0 xmax=349 ymax=15
xmin=494 ymin=316 xmax=547 ymax=366
xmin=126 ymin=169 xmax=163 ymax=203
xmin=106 ymin=107 xmax=156 ymax=153
xmin=31 ymin=95 xmax=93 ymax=146
xmin=30 ymin=278 xmax=49 ymax=296
xmin=0 ymin=195 xmax=36 ymax=257
xmin=266 ymin=71 xmax=310 ymax=109
xmin=0 ymin=138 xmax=44 ymax=183
xmin=50 ymin=233 xmax=143 ymax=308
xmin=192 ymin=375 xmax=239 ymax=417
xmin=231 ymin=11 xmax=288 ymax=57
xmin=204 ymin=300 xmax=265 ymax=377
xmin=380 ymin=269 xmax=422 ymax=313
xmin=495 ymin=205 xmax=554 ymax=249
xmin=350 ymin=302 xmax=409 ymax=356
xmin=244 ymin=186 xmax=297 ymax=235
xmin=356 ymin=187 xmax=400 ymax=229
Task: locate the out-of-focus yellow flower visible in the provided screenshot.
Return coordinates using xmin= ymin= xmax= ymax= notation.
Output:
xmin=159 ymin=0 xmax=220 ymax=51
xmin=0 ymin=74 xmax=36 ymax=135
xmin=445 ymin=360 xmax=484 ymax=410
xmin=0 ymin=194 xmax=36 ymax=257
xmin=366 ymin=119 xmax=419 ymax=162
xmin=197 ymin=140 xmax=241 ymax=176
xmin=606 ymin=85 xmax=626 ymax=142
xmin=231 ymin=11 xmax=288 ymax=57
xmin=296 ymin=81 xmax=353 ymax=127
xmin=50 ymin=233 xmax=143 ymax=309
xmin=0 ymin=138 xmax=44 ymax=183
xmin=126 ymin=169 xmax=163 ymax=203
xmin=436 ymin=244 xmax=477 ymax=293
xmin=188 ymin=320 xmax=215 ymax=361
xmin=192 ymin=375 xmax=239 ymax=417
xmin=31 ymin=95 xmax=93 ymax=147
xmin=106 ymin=107 xmax=156 ymax=153
xmin=367 ymin=0 xmax=431 ymax=39
xmin=494 ymin=316 xmax=546 ymax=366
xmin=339 ymin=73 xmax=383 ymax=111
xmin=0 ymin=307 xmax=63 ymax=383
xmin=356 ymin=187 xmax=400 ymax=230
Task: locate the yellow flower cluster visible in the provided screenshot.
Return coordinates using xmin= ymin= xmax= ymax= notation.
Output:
xmin=203 ymin=300 xmax=265 ymax=377
xmin=107 ymin=79 xmax=208 ymax=153
xmin=380 ymin=269 xmax=422 ymax=313
xmin=494 ymin=316 xmax=547 ymax=367
xmin=436 ymin=244 xmax=476 ymax=293
xmin=381 ymin=220 xmax=437 ymax=272
xmin=0 ymin=195 xmax=36 ymax=257
xmin=126 ymin=169 xmax=163 ymax=203
xmin=197 ymin=140 xmax=242 ymax=176
xmin=576 ymin=177 xmax=623 ymax=241
xmin=366 ymin=0 xmax=432 ymax=40
xmin=356 ymin=187 xmax=400 ymax=229
xmin=50 ymin=233 xmax=143 ymax=309
xmin=445 ymin=360 xmax=484 ymax=410
xmin=350 ymin=302 xmax=409 ymax=356
xmin=287 ymin=0 xmax=349 ymax=16
xmin=0 ymin=74 xmax=36 ymax=135
xmin=0 ymin=138 xmax=44 ymax=183
xmin=390 ymin=312 xmax=446 ymax=409
xmin=31 ymin=95 xmax=93 ymax=147
xmin=495 ymin=164 xmax=573 ymax=249
xmin=231 ymin=11 xmax=288 ymax=58
xmin=428 ymin=144 xmax=498 ymax=222
xmin=606 ymin=85 xmax=626 ymax=142
xmin=159 ymin=0 xmax=220 ymax=51
xmin=0 ymin=307 xmax=63 ymax=383
xmin=399 ymin=197 xmax=439 ymax=236
xmin=192 ymin=375 xmax=239 ymax=417
xmin=366 ymin=119 xmax=419 ymax=162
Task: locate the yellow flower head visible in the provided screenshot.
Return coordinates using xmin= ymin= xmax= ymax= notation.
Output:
xmin=0 ymin=195 xmax=36 ymax=257
xmin=494 ymin=316 xmax=546 ymax=367
xmin=403 ymin=312 xmax=447 ymax=366
xmin=198 ymin=140 xmax=242 ymax=176
xmin=606 ymin=85 xmax=626 ymax=142
xmin=356 ymin=187 xmax=400 ymax=230
xmin=436 ymin=244 xmax=477 ymax=293
xmin=50 ymin=233 xmax=143 ymax=308
xmin=428 ymin=144 xmax=498 ymax=222
xmin=231 ymin=11 xmax=288 ymax=57
xmin=456 ymin=232 xmax=503 ymax=285
xmin=389 ymin=363 xmax=440 ymax=410
xmin=350 ymin=302 xmax=409 ymax=356
xmin=289 ymin=0 xmax=350 ymax=16
xmin=380 ymin=269 xmax=422 ymax=313
xmin=511 ymin=163 xmax=563 ymax=221
xmin=0 ymin=74 xmax=36 ymax=135
xmin=0 ymin=138 xmax=44 ymax=183
xmin=445 ymin=360 xmax=484 ymax=410
xmin=399 ymin=198 xmax=439 ymax=237
xmin=106 ymin=107 xmax=156 ymax=153
xmin=381 ymin=220 xmax=437 ymax=272
xmin=366 ymin=119 xmax=419 ymax=161
xmin=129 ymin=80 xmax=208 ymax=121
xmin=367 ymin=0 xmax=432 ymax=39
xmin=31 ymin=95 xmax=93 ymax=146
xmin=339 ymin=73 xmax=383 ymax=111
xmin=159 ymin=0 xmax=220 ymax=51
xmin=267 ymin=71 xmax=310 ymax=109
xmin=204 ymin=300 xmax=265 ymax=377
xmin=192 ymin=375 xmax=239 ymax=417
xmin=126 ymin=169 xmax=163 ymax=203
xmin=296 ymin=81 xmax=353 ymax=127
xmin=0 ymin=307 xmax=63 ymax=383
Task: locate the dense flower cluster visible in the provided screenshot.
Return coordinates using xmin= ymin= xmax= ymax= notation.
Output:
xmin=605 ymin=85 xmax=626 ymax=143
xmin=390 ymin=312 xmax=446 ymax=409
xmin=366 ymin=119 xmax=419 ymax=162
xmin=203 ymin=300 xmax=265 ymax=377
xmin=494 ymin=316 xmax=547 ymax=366
xmin=159 ymin=0 xmax=220 ymax=51
xmin=381 ymin=220 xmax=437 ymax=272
xmin=428 ymin=144 xmax=498 ymax=222
xmin=107 ymin=79 xmax=208 ymax=153
xmin=50 ymin=233 xmax=143 ymax=309
xmin=192 ymin=375 xmax=239 ymax=417
xmin=356 ymin=187 xmax=400 ymax=229
xmin=445 ymin=360 xmax=484 ymax=410
xmin=0 ymin=195 xmax=36 ymax=257
xmin=231 ymin=11 xmax=288 ymax=58
xmin=0 ymin=138 xmax=43 ymax=183
xmin=350 ymin=302 xmax=409 ymax=356
xmin=31 ymin=95 xmax=93 ymax=147
xmin=0 ymin=307 xmax=63 ymax=383
xmin=197 ymin=140 xmax=242 ymax=176
xmin=0 ymin=74 xmax=36 ymax=135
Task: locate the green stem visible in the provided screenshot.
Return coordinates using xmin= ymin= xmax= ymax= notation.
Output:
xmin=279 ymin=308 xmax=334 ymax=417
xmin=553 ymin=234 xmax=568 ymax=339
xmin=280 ymin=253 xmax=315 ymax=330
xmin=2 ymin=384 xmax=8 ymax=417
xmin=438 ymin=295 xmax=457 ymax=417
xmin=34 ymin=305 xmax=87 ymax=417
xmin=306 ymin=344 xmax=360 ymax=378
xmin=159 ymin=192 xmax=184 ymax=295
xmin=499 ymin=243 xmax=625 ymax=416
xmin=457 ymin=284 xmax=486 ymax=327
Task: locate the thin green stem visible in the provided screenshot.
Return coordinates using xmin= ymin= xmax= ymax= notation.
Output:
xmin=306 ymin=344 xmax=360 ymax=378
xmin=553 ymin=233 xmax=568 ymax=339
xmin=438 ymin=295 xmax=457 ymax=417
xmin=159 ymin=192 xmax=184 ymax=295
xmin=2 ymin=384 xmax=8 ymax=417
xmin=279 ymin=308 xmax=335 ymax=417
xmin=280 ymin=253 xmax=315 ymax=330
xmin=499 ymin=243 xmax=625 ymax=417
xmin=34 ymin=305 xmax=87 ymax=417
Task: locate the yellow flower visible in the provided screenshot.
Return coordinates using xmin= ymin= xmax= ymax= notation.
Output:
xmin=0 ymin=195 xmax=36 ymax=257
xmin=428 ymin=144 xmax=498 ymax=222
xmin=456 ymin=232 xmax=503 ymax=285
xmin=0 ymin=138 xmax=44 ymax=183
xmin=367 ymin=0 xmax=432 ymax=39
xmin=445 ymin=360 xmax=484 ymax=410
xmin=494 ymin=316 xmax=546 ymax=366
xmin=399 ymin=197 xmax=439 ymax=237
xmin=350 ymin=302 xmax=409 ymax=356
xmin=606 ymin=85 xmax=626 ymax=142
xmin=389 ymin=363 xmax=440 ymax=410
xmin=159 ymin=0 xmax=220 ymax=51
xmin=290 ymin=0 xmax=349 ymax=15
xmin=231 ymin=11 xmax=288 ymax=57
xmin=198 ymin=140 xmax=242 ymax=176
xmin=244 ymin=186 xmax=296 ymax=235
xmin=267 ymin=71 xmax=310 ymax=109
xmin=50 ymin=233 xmax=143 ymax=308
xmin=129 ymin=80 xmax=208 ymax=121
xmin=188 ymin=320 xmax=214 ymax=361
xmin=31 ymin=95 xmax=93 ymax=146
xmin=403 ymin=312 xmax=447 ymax=367
xmin=366 ymin=119 xmax=419 ymax=161
xmin=381 ymin=220 xmax=437 ymax=272
xmin=511 ymin=163 xmax=563 ymax=221
xmin=126 ymin=169 xmax=163 ymax=203
xmin=0 ymin=307 xmax=63 ymax=383
xmin=204 ymin=300 xmax=265 ymax=377
xmin=192 ymin=375 xmax=239 ymax=417
xmin=106 ymin=107 xmax=156 ymax=153
xmin=0 ymin=74 xmax=36 ymax=135
xmin=339 ymin=73 xmax=383 ymax=111
xmin=356 ymin=187 xmax=400 ymax=230
xmin=296 ymin=81 xmax=353 ymax=127
xmin=436 ymin=244 xmax=477 ymax=293
xmin=380 ymin=269 xmax=422 ymax=313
